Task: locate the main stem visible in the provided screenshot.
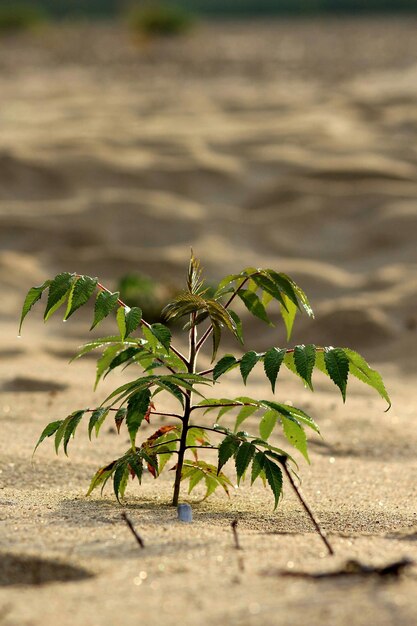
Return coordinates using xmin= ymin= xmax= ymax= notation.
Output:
xmin=172 ymin=313 xmax=197 ymax=506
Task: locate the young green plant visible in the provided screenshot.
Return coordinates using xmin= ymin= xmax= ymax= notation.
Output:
xmin=20 ymin=254 xmax=390 ymax=552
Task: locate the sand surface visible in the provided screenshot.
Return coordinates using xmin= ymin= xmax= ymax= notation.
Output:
xmin=0 ymin=18 xmax=416 ymax=626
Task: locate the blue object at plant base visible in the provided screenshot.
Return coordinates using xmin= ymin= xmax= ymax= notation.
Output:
xmin=177 ymin=503 xmax=193 ymax=522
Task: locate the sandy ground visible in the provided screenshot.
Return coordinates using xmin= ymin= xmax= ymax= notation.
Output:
xmin=0 ymin=18 xmax=417 ymax=626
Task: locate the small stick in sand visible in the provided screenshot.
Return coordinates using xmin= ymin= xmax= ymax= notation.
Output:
xmin=121 ymin=512 xmax=145 ymax=549
xmin=231 ymin=519 xmax=242 ymax=550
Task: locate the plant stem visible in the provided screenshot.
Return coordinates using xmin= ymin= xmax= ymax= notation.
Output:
xmin=280 ymin=459 xmax=334 ymax=556
xmin=95 ymin=280 xmax=188 ymax=367
xmin=172 ymin=313 xmax=197 ymax=506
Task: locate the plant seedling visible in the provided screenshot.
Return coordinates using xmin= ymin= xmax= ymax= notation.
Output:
xmin=20 ymin=253 xmax=390 ymax=548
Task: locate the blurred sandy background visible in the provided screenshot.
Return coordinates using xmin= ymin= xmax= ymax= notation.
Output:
xmin=0 ymin=10 xmax=416 ymax=626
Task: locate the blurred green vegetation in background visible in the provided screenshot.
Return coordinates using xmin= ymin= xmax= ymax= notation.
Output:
xmin=0 ymin=2 xmax=46 ymax=32
xmin=127 ymin=3 xmax=194 ymax=36
xmin=2 ymin=0 xmax=417 ymax=18
xmin=117 ymin=272 xmax=178 ymax=324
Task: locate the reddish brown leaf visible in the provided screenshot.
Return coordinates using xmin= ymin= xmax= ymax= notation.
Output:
xmin=142 ymin=425 xmax=177 ymax=448
xmin=147 ymin=462 xmax=157 ymax=478
xmin=144 ymin=402 xmax=155 ymax=423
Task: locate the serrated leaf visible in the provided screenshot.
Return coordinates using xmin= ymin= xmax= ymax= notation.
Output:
xmin=128 ymin=456 xmax=143 ymax=483
xmin=281 ymin=415 xmax=309 ymax=462
xmin=259 ymin=409 xmax=277 ymax=440
xmin=251 ymin=451 xmax=265 ymax=484
xmin=267 ymin=271 xmax=300 ymax=309
xmin=19 ymin=279 xmax=50 ymax=333
xmin=150 ymin=323 xmax=171 ymax=352
xmin=90 ymin=291 xmax=119 ymax=330
xmin=188 ymin=468 xmax=205 ymax=493
xmin=252 ymin=273 xmax=286 ymax=308
xmin=235 ymin=442 xmax=256 ymax=484
xmin=155 ymin=379 xmax=184 ymax=408
xmin=54 ymin=417 xmax=71 ymax=454
xmin=238 ymin=289 xmax=271 ymax=325
xmin=116 ymin=306 xmax=127 ymax=340
xmin=217 ymin=435 xmax=240 ymax=474
xmin=228 ymin=310 xmax=243 ymax=343
xmin=213 ymin=354 xmax=238 ymax=381
xmin=211 ymin=320 xmax=222 ymax=362
xmin=263 ymin=456 xmax=283 ymax=509
xmin=88 ymin=407 xmax=109 ymax=439
xmin=234 ymin=405 xmax=258 ymax=431
xmin=344 ymin=348 xmax=391 ymax=409
xmin=95 ymin=345 xmax=120 ymax=390
xmin=125 ymin=307 xmax=142 ymax=337
xmin=240 ymin=350 xmax=261 ymax=384
xmin=126 ymin=389 xmax=151 ymax=449
xmin=114 ymin=407 xmax=127 ymax=434
xmin=33 ymin=420 xmax=63 ymax=454
xmin=64 ymin=275 xmax=98 ymax=320
xmin=63 ymin=410 xmax=85 ymax=455
xmin=324 ymin=347 xmax=349 ymax=401
xmin=263 ymin=347 xmax=286 ymax=393
xmin=86 ymin=460 xmax=116 ymax=496
xmin=262 ymin=401 xmax=320 ymax=434
xmin=44 ymin=272 xmax=75 ymax=321
xmin=280 ymin=295 xmax=297 ymax=340
xmin=105 ymin=347 xmax=141 ymax=377
xmin=113 ymin=462 xmax=128 ymax=503
xmin=293 ymin=344 xmax=316 ymax=390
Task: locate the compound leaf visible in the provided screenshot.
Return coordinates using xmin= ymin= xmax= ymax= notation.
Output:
xmin=33 ymin=420 xmax=63 ymax=454
xmin=126 ymin=389 xmax=151 ymax=449
xmin=217 ymin=435 xmax=240 ymax=474
xmin=150 ymin=323 xmax=171 ymax=352
xmin=91 ymin=290 xmax=119 ymax=330
xmin=44 ymin=272 xmax=75 ymax=321
xmin=238 ymin=289 xmax=271 ymax=325
xmin=293 ymin=344 xmax=316 ymax=390
xmin=213 ymin=354 xmax=239 ymax=381
xmin=19 ymin=279 xmax=50 ymax=333
xmin=263 ymin=347 xmax=286 ymax=393
xmin=324 ymin=347 xmax=349 ymax=402
xmin=240 ymin=350 xmax=261 ymax=384
xmin=125 ymin=307 xmax=142 ymax=337
xmin=64 ymin=275 xmax=98 ymax=321
xmin=263 ymin=456 xmax=283 ymax=509
xmin=344 ymin=348 xmax=391 ymax=409
xmin=235 ymin=441 xmax=256 ymax=484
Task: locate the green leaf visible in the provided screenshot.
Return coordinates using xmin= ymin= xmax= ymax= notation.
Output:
xmin=188 ymin=468 xmax=205 ymax=493
xmin=251 ymin=451 xmax=265 ymax=485
xmin=344 ymin=348 xmax=391 ymax=409
xmin=19 ymin=279 xmax=50 ymax=333
xmin=128 ymin=456 xmax=143 ymax=483
xmin=293 ymin=344 xmax=316 ymax=390
xmin=263 ymin=456 xmax=283 ymax=509
xmin=125 ymin=307 xmax=142 ymax=337
xmin=324 ymin=347 xmax=349 ymax=402
xmin=90 ymin=291 xmax=119 ymax=330
xmin=63 ymin=410 xmax=85 ymax=455
xmin=154 ymin=379 xmax=184 ymax=408
xmin=150 ymin=323 xmax=171 ymax=352
xmin=252 ymin=273 xmax=286 ymax=308
xmin=263 ymin=347 xmax=286 ymax=393
xmin=88 ymin=407 xmax=109 ymax=439
xmin=259 ymin=409 xmax=277 ymax=440
xmin=95 ymin=345 xmax=120 ymax=390
xmin=280 ymin=296 xmax=297 ymax=340
xmin=234 ymin=405 xmax=258 ymax=431
xmin=228 ymin=310 xmax=243 ymax=344
xmin=211 ymin=320 xmax=222 ymax=362
xmin=113 ymin=462 xmax=128 ymax=503
xmin=54 ymin=417 xmax=71 ymax=454
xmin=105 ymin=347 xmax=142 ymax=376
xmin=217 ymin=435 xmax=240 ymax=474
xmin=44 ymin=272 xmax=75 ymax=321
xmin=33 ymin=420 xmax=63 ymax=454
xmin=64 ymin=275 xmax=98 ymax=320
xmin=262 ymin=402 xmax=320 ymax=434
xmin=238 ymin=289 xmax=271 ymax=325
xmin=213 ymin=354 xmax=239 ymax=381
xmin=235 ymin=442 xmax=256 ymax=484
xmin=240 ymin=350 xmax=261 ymax=384
xmin=281 ymin=415 xmax=309 ymax=462
xmin=116 ymin=306 xmax=127 ymax=340
xmin=267 ymin=271 xmax=300 ymax=309
xmin=86 ymin=461 xmax=117 ymax=496
xmin=126 ymin=389 xmax=151 ymax=449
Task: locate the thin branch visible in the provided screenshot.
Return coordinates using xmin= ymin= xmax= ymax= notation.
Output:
xmin=185 ymin=445 xmax=218 ymax=451
xmin=148 ymin=438 xmax=181 ymax=450
xmin=121 ymin=512 xmax=145 ymax=549
xmin=149 ymin=411 xmax=183 ymax=420
xmin=190 ymin=402 xmax=256 ymax=412
xmin=280 ymin=459 xmax=334 ymax=556
xmin=96 ymin=281 xmax=188 ymax=367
